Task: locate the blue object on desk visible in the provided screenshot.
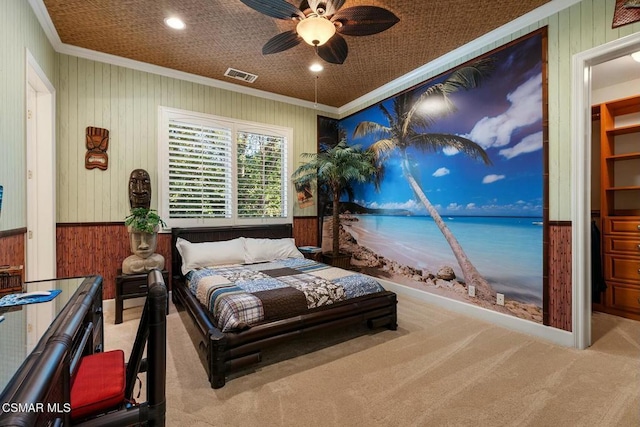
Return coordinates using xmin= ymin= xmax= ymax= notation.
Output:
xmin=0 ymin=290 xmax=62 ymax=308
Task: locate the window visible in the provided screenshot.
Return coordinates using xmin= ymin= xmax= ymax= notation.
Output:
xmin=159 ymin=107 xmax=292 ymax=227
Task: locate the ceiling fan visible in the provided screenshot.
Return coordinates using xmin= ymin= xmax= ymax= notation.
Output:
xmin=239 ymin=0 xmax=400 ymax=64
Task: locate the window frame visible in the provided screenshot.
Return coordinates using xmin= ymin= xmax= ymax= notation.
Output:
xmin=158 ymin=106 xmax=294 ymax=229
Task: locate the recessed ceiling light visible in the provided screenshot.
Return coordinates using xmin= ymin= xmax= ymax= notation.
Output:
xmin=164 ymin=17 xmax=185 ymax=30
xmin=631 ymin=51 xmax=640 ymax=63
xmin=309 ymin=63 xmax=324 ymax=72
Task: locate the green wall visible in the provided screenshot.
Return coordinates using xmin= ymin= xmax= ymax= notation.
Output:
xmin=55 ymin=55 xmax=322 ymax=223
xmin=0 ymin=0 xmax=55 ymax=231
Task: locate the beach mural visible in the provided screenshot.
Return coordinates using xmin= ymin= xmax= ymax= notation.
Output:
xmin=330 ymin=29 xmax=547 ymax=323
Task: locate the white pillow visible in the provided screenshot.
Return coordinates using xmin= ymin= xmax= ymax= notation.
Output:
xmin=243 ymin=237 xmax=304 ymax=264
xmin=176 ymin=237 xmax=245 ymax=275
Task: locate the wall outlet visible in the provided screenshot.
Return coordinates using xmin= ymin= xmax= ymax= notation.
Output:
xmin=496 ymin=293 xmax=505 ymax=306
xmin=468 ymin=285 xmax=476 ymax=297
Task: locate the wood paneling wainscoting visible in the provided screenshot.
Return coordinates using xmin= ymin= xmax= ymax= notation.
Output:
xmin=56 ymin=223 xmax=171 ymax=299
xmin=0 ymin=229 xmax=26 ymax=281
xmin=55 ymin=218 xmax=573 ymax=331
xmin=56 ymin=217 xmax=318 ymax=300
xmin=293 ymin=216 xmax=319 ymax=247
xmin=548 ymin=221 xmax=572 ymax=332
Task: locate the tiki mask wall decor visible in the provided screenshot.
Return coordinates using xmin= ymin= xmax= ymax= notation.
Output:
xmin=129 ymin=169 xmax=152 ymax=210
xmin=85 ymin=126 xmax=109 ymax=170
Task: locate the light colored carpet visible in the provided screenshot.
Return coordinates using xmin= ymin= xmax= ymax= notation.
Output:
xmin=104 ymin=296 xmax=640 ymax=427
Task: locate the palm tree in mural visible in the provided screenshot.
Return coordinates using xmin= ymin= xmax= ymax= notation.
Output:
xmin=352 ymin=58 xmax=496 ymax=300
xmin=292 ymin=140 xmax=377 ymax=260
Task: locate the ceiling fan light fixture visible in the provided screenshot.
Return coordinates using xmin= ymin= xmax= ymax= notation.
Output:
xmin=309 ymin=62 xmax=324 ymax=72
xmin=296 ymin=16 xmax=336 ymax=46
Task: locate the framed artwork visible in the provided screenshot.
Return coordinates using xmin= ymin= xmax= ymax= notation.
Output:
xmin=337 ymin=29 xmax=549 ymax=324
xmin=295 ymin=182 xmax=314 ymax=209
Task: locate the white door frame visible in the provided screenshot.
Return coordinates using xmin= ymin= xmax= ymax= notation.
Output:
xmin=26 ymin=49 xmax=56 ymax=282
xmin=571 ymin=32 xmax=640 ymax=349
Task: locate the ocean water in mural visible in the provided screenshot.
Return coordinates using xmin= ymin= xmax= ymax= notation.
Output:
xmin=345 ymin=215 xmax=543 ymax=305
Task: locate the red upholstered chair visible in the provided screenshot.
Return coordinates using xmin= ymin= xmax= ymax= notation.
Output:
xmin=70 ymin=350 xmax=126 ymax=420
xmin=70 ymin=269 xmax=167 ymax=427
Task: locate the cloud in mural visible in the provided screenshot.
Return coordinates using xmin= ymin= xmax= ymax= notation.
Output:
xmin=499 ymin=131 xmax=543 ymax=159
xmin=436 ymin=199 xmax=542 ymax=215
xmin=442 ymin=146 xmax=459 ymax=156
xmin=364 ymin=199 xmax=425 ymax=212
xmin=476 ymin=201 xmax=542 ymax=213
xmin=483 ymin=174 xmax=506 ymax=184
xmin=462 ymin=73 xmax=542 ymax=149
xmin=432 ymin=167 xmax=450 ymax=177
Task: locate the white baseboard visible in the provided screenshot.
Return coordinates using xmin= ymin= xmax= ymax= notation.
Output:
xmin=378 ymin=279 xmax=574 ymax=348
xmin=104 ymin=280 xmax=573 ymax=347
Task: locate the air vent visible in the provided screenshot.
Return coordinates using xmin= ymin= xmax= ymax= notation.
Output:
xmin=224 ymin=68 xmax=258 ymax=83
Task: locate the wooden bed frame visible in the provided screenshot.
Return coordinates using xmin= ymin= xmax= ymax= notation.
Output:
xmin=171 ymin=224 xmax=398 ymax=389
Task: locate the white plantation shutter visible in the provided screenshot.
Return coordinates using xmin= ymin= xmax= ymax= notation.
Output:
xmin=236 ymin=131 xmax=287 ymax=218
xmin=167 ymin=120 xmax=233 ymax=219
xmin=159 ymin=107 xmax=292 ymax=227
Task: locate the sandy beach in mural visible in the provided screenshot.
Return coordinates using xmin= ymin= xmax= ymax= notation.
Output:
xmin=325 ymin=216 xmax=543 ymax=323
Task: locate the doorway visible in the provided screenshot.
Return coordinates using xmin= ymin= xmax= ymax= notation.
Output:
xmin=572 ymin=32 xmax=640 ymax=349
xmin=25 ymin=51 xmax=56 ymax=351
xmin=26 ymin=50 xmax=56 ymax=282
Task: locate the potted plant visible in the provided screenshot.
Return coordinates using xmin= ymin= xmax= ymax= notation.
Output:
xmin=124 ymin=207 xmax=166 ymax=234
xmin=292 ymin=140 xmax=377 ymax=268
xmin=122 ymin=208 xmax=167 ymax=274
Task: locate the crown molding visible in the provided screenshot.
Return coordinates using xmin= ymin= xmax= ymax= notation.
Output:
xmin=29 ymin=0 xmax=581 ymax=118
xmin=27 ymin=0 xmax=338 ymax=115
xmin=59 ymin=43 xmax=338 ymax=114
xmin=337 ymin=0 xmax=583 ymax=116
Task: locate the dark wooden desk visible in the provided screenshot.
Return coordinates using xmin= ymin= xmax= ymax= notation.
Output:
xmin=115 ymin=269 xmax=168 ymax=324
xmin=0 ymin=276 xmax=103 ymax=426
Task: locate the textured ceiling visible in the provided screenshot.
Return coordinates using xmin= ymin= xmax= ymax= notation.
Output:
xmin=42 ymin=0 xmax=551 ymax=108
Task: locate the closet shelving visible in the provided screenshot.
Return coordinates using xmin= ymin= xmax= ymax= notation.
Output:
xmin=595 ymin=95 xmax=640 ymax=320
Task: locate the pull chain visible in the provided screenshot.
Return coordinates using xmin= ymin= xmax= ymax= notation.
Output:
xmin=314 ymin=75 xmax=319 ymax=109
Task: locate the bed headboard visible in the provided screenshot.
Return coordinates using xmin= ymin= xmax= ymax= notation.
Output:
xmin=171 ymin=224 xmax=293 ymax=278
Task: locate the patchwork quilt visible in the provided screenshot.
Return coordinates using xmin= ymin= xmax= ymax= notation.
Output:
xmin=186 ymin=258 xmax=385 ymax=332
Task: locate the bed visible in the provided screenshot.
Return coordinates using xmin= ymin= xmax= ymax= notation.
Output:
xmin=171 ymin=224 xmax=398 ymax=389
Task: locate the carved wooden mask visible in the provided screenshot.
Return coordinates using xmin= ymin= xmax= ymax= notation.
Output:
xmin=85 ymin=126 xmax=109 ymax=170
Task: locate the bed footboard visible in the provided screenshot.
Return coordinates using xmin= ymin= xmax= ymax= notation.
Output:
xmin=207 ymin=291 xmax=398 ymax=389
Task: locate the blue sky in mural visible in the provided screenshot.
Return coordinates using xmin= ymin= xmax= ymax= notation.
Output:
xmin=340 ymin=34 xmax=543 ymax=218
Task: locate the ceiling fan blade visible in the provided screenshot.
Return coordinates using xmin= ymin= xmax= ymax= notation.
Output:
xmin=300 ymin=0 xmax=345 ymax=16
xmin=304 ymin=0 xmax=321 ymax=14
xmin=239 ymin=0 xmax=304 ymax=20
xmin=317 ymin=34 xmax=348 ymax=64
xmin=323 ymin=0 xmax=346 ymax=16
xmin=262 ymin=30 xmax=302 ymax=54
xmin=332 ymin=6 xmax=399 ymax=36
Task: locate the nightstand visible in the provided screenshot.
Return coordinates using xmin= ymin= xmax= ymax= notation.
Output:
xmin=298 ymin=246 xmax=323 ymax=262
xmin=115 ymin=269 xmax=168 ymax=324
